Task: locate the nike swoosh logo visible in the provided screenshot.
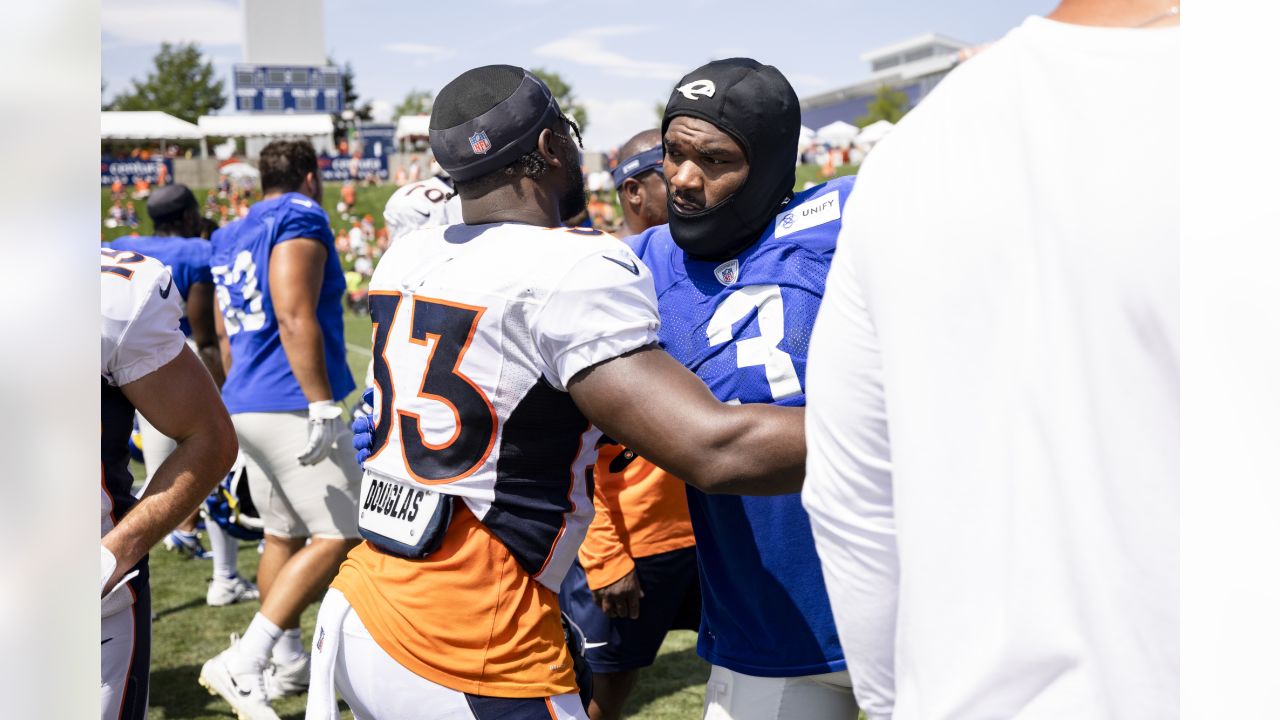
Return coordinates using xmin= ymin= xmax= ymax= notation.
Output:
xmin=602 ymin=256 xmax=639 ymax=275
xmin=158 ymin=277 xmax=173 ymax=299
xmin=228 ymin=672 xmax=253 ymax=697
xmin=583 ymin=641 xmax=608 ymax=649
xmin=101 ymin=637 xmax=112 ymax=645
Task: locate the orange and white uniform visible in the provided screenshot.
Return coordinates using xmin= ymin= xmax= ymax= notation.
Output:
xmin=311 ymin=221 xmax=660 ymax=714
xmin=578 ymin=446 xmax=695 ymax=591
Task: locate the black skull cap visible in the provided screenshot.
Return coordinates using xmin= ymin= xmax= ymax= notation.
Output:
xmin=429 ymin=65 xmax=562 ymax=182
xmin=145 ymin=183 xmax=197 ymax=222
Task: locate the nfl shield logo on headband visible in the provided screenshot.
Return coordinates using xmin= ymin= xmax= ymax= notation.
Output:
xmin=469 ymin=130 xmax=492 ymax=155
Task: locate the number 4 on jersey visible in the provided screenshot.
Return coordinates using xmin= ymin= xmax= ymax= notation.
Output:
xmin=367 ymin=293 xmax=498 ymax=484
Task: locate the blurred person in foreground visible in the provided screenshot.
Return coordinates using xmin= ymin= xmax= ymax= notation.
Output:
xmin=801 ymin=2 xmax=1179 ymax=718
xmin=100 ymin=248 xmax=238 ymax=720
xmin=108 ymin=184 xmax=259 ymax=605
xmin=200 ymin=139 xmax=361 ymax=719
xmin=309 ymin=64 xmax=807 ymax=720
xmin=558 ymin=127 xmax=703 ymax=720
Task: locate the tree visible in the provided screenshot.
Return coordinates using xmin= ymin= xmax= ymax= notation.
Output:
xmin=856 ymin=85 xmax=909 ymax=127
xmin=332 ymin=58 xmax=373 ymax=122
xmin=394 ymin=89 xmax=434 ymax=119
xmin=532 ymin=68 xmax=588 ymax=136
xmin=109 ymin=42 xmax=225 ymax=123
xmin=654 ymin=100 xmax=666 ymax=125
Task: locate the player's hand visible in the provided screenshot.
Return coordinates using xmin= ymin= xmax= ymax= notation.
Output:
xmin=352 ymin=387 xmax=374 ymax=420
xmin=352 ymin=414 xmax=375 ymax=467
xmin=352 ymin=388 xmax=376 ymax=467
xmin=297 ymin=399 xmax=345 ymax=466
xmin=592 ymin=569 xmax=645 ymax=620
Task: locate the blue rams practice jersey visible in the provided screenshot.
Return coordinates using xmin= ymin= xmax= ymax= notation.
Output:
xmin=106 ymin=235 xmax=212 ymax=336
xmin=626 ymin=175 xmax=855 ymax=676
xmin=210 ymin=193 xmax=354 ymax=414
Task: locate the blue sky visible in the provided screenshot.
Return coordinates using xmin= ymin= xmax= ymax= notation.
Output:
xmin=102 ymin=0 xmax=1054 ymax=150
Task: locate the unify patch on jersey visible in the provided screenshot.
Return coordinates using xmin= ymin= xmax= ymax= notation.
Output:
xmin=357 ymin=470 xmax=453 ymax=558
xmin=774 ymin=191 xmax=841 ymax=239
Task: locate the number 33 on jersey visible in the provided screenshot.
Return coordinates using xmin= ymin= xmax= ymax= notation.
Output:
xmin=359 ymin=222 xmax=660 ymax=588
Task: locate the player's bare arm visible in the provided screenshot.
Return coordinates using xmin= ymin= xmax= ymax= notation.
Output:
xmin=102 ymin=346 xmax=238 ymax=592
xmin=213 ymin=301 xmax=232 ymax=375
xmin=568 ymin=345 xmax=805 ymax=496
xmin=269 ymin=238 xmax=331 ymax=402
xmin=186 ymin=280 xmax=225 ymax=386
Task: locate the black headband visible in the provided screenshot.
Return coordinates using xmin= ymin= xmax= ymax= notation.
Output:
xmin=611 ymin=146 xmax=664 ymax=188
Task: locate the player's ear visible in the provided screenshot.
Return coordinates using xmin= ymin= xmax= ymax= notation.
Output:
xmin=536 ymin=128 xmax=562 ymax=169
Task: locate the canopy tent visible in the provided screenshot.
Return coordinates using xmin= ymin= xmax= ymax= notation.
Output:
xmin=395 ymin=115 xmax=432 ymax=142
xmin=798 ymin=125 xmax=816 ymax=147
xmin=101 ymin=111 xmax=205 ymax=141
xmin=219 ymin=161 xmax=260 ymax=180
xmin=198 ymin=114 xmax=333 ymax=138
xmin=855 ymin=119 xmax=896 ymax=147
xmin=816 ymin=120 xmax=860 ymax=147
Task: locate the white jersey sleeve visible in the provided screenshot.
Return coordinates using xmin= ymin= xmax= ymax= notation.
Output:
xmin=531 ymin=242 xmax=660 ymax=391
xmin=383 ymin=177 xmax=459 ymax=243
xmin=101 ymin=249 xmax=186 ymax=387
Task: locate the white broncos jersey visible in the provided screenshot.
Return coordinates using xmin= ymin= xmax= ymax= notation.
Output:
xmin=361 ymin=221 xmax=659 ymax=590
xmin=383 ymin=177 xmax=463 ymax=243
xmin=100 ymin=248 xmax=184 ymax=616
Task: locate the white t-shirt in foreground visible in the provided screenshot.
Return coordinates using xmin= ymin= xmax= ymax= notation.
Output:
xmin=803 ymin=16 xmax=1178 ymax=720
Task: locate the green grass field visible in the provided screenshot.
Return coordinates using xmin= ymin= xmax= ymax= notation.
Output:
xmin=138 ymin=309 xmax=710 ymax=719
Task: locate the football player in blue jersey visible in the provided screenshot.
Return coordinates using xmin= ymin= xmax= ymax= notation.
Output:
xmin=201 ymin=139 xmax=362 ymax=718
xmin=624 ymin=59 xmax=859 ymax=718
xmin=109 ymin=184 xmax=260 ymax=604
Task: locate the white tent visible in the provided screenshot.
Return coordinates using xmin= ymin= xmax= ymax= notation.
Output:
xmin=198 ymin=114 xmax=333 ymax=138
xmin=816 ymin=120 xmax=860 ymax=147
xmin=855 ymin=119 xmax=896 ymax=147
xmin=395 ymin=115 xmax=432 ymax=142
xmin=101 ymin=111 xmax=205 ymax=140
xmin=798 ymin=125 xmax=816 ymax=148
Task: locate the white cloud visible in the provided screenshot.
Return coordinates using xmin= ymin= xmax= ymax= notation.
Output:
xmin=534 ymin=27 xmax=685 ymax=81
xmin=370 ymin=99 xmax=394 ymax=123
xmin=102 ymin=0 xmax=241 ymax=47
xmin=580 ymin=97 xmax=663 ymax=152
xmin=383 ymin=42 xmax=454 ymax=58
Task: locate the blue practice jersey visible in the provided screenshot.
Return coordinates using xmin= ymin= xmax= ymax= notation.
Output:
xmin=210 ymin=193 xmax=354 ymax=414
xmin=627 ymin=176 xmax=855 ymax=677
xmin=105 ymin=235 xmax=212 ymax=336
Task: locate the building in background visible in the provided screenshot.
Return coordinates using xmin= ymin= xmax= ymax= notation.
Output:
xmin=800 ymin=33 xmax=971 ymax=129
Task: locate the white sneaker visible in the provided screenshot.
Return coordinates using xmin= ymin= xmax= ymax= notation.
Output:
xmin=198 ymin=635 xmax=281 ymax=720
xmin=207 ymin=575 xmax=260 ymax=607
xmin=265 ymin=652 xmax=310 ymax=701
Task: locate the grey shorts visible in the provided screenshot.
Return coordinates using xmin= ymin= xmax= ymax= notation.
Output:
xmin=232 ymin=411 xmax=362 ymax=540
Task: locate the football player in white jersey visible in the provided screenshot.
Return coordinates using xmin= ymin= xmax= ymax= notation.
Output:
xmin=307 ymin=65 xmax=807 ymax=720
xmin=382 ymin=174 xmax=461 ymax=244
xmin=100 ymin=248 xmax=238 ymax=720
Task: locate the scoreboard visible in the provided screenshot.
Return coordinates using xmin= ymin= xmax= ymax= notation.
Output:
xmin=233 ymin=65 xmax=344 ymax=113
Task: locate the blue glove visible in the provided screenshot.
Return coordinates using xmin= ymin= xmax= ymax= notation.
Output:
xmin=352 ymin=388 xmax=376 ymax=467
